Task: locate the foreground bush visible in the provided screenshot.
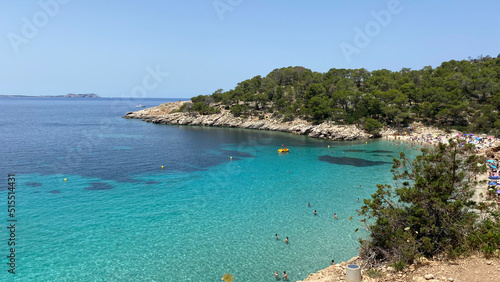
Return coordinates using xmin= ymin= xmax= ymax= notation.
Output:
xmin=358 ymin=140 xmax=500 ymax=266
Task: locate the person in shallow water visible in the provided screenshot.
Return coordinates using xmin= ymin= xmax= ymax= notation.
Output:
xmin=314 ymin=210 xmax=317 ymax=215
xmin=275 ymin=234 xmax=279 ymax=240
xmin=308 ymin=203 xmax=310 ymax=207
xmin=331 ymin=259 xmax=335 ymax=265
xmin=283 ymin=271 xmax=288 ymax=280
xmin=334 ymin=213 xmax=337 ymax=219
xmin=285 ymin=237 xmax=289 ymax=244
xmin=275 ymin=270 xmax=279 ymax=280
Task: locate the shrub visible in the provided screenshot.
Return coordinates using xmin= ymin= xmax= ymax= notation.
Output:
xmin=359 ymin=141 xmax=488 ymax=266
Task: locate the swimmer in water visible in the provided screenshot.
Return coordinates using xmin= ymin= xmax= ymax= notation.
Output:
xmin=308 ymin=203 xmax=310 ymax=207
xmin=275 ymin=234 xmax=279 ymax=240
xmin=314 ymin=210 xmax=317 ymax=215
xmin=331 ymin=259 xmax=335 ymax=265
xmin=334 ymin=213 xmax=337 ymax=219
xmin=285 ymin=237 xmax=289 ymax=244
xmin=275 ymin=270 xmax=279 ymax=280
xmin=283 ymin=271 xmax=288 ymax=280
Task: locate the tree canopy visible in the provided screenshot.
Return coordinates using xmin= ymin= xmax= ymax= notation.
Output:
xmin=186 ymin=55 xmax=500 ymax=134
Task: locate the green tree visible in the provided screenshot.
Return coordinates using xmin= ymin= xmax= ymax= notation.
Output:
xmin=359 ymin=141 xmax=486 ymax=266
xmin=307 ymin=96 xmax=331 ymax=123
xmin=363 ymin=118 xmax=383 ymax=136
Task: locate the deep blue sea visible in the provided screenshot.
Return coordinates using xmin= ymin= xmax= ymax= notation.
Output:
xmin=0 ymin=97 xmax=417 ymax=281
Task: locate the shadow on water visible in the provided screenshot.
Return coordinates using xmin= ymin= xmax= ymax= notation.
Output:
xmin=219 ymin=150 xmax=255 ymax=158
xmin=344 ymin=149 xmax=394 ymax=154
xmin=26 ymin=182 xmax=43 ymax=187
xmin=84 ymin=182 xmax=114 ymax=191
xmin=318 ymin=155 xmax=392 ymax=167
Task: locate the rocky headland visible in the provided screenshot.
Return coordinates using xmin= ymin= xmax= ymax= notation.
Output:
xmin=123 ymin=101 xmax=377 ymax=141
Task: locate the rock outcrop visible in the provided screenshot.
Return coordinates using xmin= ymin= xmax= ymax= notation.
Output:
xmin=123 ymin=101 xmax=373 ymax=141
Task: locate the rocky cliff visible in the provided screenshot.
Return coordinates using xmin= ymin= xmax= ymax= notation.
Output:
xmin=122 ymin=101 xmax=373 ymax=141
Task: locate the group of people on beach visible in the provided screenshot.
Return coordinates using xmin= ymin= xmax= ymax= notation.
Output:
xmin=388 ymin=132 xmax=500 ymax=153
xmin=486 ymin=159 xmax=500 ymax=203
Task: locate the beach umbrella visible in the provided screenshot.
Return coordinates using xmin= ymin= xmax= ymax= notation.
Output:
xmin=497 ymin=190 xmax=500 ymax=195
xmin=489 ymin=176 xmax=500 ymax=179
xmin=491 ymin=165 xmax=497 ymax=169
xmin=487 ymin=160 xmax=495 ymax=163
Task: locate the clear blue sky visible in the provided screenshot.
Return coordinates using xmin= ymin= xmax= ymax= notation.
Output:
xmin=1 ymin=0 xmax=499 ymax=98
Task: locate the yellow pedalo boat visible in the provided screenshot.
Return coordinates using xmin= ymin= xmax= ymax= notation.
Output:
xmin=277 ymin=144 xmax=289 ymax=153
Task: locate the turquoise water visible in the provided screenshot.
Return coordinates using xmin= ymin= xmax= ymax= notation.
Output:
xmin=0 ymin=98 xmax=417 ymax=281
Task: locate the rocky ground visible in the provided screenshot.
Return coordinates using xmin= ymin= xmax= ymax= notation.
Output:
xmin=298 ymin=254 xmax=500 ymax=282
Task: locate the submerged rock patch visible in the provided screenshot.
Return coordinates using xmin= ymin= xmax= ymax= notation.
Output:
xmin=318 ymin=155 xmax=392 ymax=167
xmin=26 ymin=182 xmax=43 ymax=187
xmin=49 ymin=190 xmax=61 ymax=194
xmin=220 ymin=150 xmax=255 ymax=158
xmin=84 ymin=182 xmax=114 ymax=191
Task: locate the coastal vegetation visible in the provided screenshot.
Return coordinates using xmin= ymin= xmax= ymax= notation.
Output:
xmin=184 ymin=55 xmax=500 ymax=135
xmin=359 ymin=141 xmax=500 ymax=268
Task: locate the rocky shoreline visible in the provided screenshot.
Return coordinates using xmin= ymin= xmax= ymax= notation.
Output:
xmin=122 ymin=101 xmax=375 ymax=141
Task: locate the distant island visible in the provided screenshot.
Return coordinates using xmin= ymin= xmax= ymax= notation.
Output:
xmin=0 ymin=93 xmax=101 ymax=98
